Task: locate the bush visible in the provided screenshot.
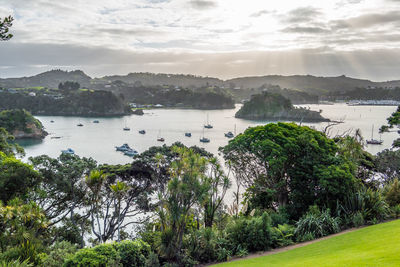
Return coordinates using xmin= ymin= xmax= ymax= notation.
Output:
xmin=339 ymin=188 xmax=389 ymax=226
xmin=183 ymin=228 xmax=216 ymax=263
xmin=271 ymin=224 xmax=295 ymax=247
xmin=391 ymin=204 xmax=400 ymax=219
xmin=64 ymin=239 xmax=151 ymax=267
xmin=295 ymin=208 xmax=340 ymax=242
xmin=384 ymin=178 xmax=400 ymax=207
xmin=0 ymin=260 xmax=33 ymax=267
xmin=225 ymin=212 xmax=273 ymax=253
xmin=39 ymin=241 xmax=78 ymax=267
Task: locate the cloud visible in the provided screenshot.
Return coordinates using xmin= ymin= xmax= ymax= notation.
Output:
xmin=250 ymin=10 xmax=271 ymax=17
xmin=333 ymin=11 xmax=400 ymax=29
xmin=282 ymin=26 xmax=329 ymax=34
xmin=188 ymin=0 xmax=217 ymax=10
xmin=282 ymin=6 xmax=322 ymax=24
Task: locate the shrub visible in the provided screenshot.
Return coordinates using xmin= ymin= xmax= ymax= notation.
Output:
xmin=225 ymin=212 xmax=273 ymax=253
xmin=0 ymin=259 xmax=33 ymax=267
xmin=384 ymin=178 xmax=400 ymax=207
xmin=339 ymin=188 xmax=389 ymax=226
xmin=390 ymin=204 xmax=400 ymax=218
xmin=271 ymin=224 xmax=295 ymax=247
xmin=295 ymin=208 xmax=340 ymax=241
xmin=115 ymin=240 xmax=151 ymax=267
xmin=183 ymin=228 xmax=216 ymax=263
xmin=64 ymin=239 xmax=151 ymax=267
xmin=39 ymin=241 xmax=78 ymax=267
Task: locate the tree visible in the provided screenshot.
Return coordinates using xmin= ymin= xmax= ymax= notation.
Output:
xmin=0 ymin=127 xmax=24 ymax=157
xmin=0 ymin=198 xmax=48 ymax=264
xmin=58 ymin=81 xmax=80 ymax=91
xmin=85 ymin=163 xmax=156 ymax=243
xmin=0 ymin=16 xmax=13 ymax=41
xmin=203 ymin=158 xmax=231 ymax=227
xmin=29 ymin=154 xmax=97 ymax=226
xmin=220 ymin=122 xmax=358 ymax=219
xmin=0 ymin=151 xmax=40 ymax=203
xmin=375 ymin=149 xmax=400 ymax=182
xmin=157 ymin=147 xmax=210 ymax=262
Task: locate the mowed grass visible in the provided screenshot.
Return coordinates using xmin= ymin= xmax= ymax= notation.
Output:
xmin=214 ymin=219 xmax=400 ymax=267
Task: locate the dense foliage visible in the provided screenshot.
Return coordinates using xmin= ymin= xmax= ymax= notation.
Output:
xmin=235 ymin=92 xmax=328 ymax=122
xmin=0 ymin=90 xmax=130 ymax=116
xmin=0 ymin=109 xmax=44 ymax=137
xmin=221 ymin=122 xmax=358 ymax=219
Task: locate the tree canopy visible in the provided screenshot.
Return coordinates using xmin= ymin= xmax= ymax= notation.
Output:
xmin=220 ymin=122 xmax=359 ymax=218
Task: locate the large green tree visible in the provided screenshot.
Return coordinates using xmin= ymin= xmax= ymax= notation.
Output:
xmin=220 ymin=122 xmax=359 ymax=219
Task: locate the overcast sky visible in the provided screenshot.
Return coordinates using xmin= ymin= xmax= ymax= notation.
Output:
xmin=1 ymin=0 xmax=400 ymax=80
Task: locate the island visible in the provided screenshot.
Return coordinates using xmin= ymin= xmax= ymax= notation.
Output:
xmin=0 ymin=109 xmax=47 ymax=139
xmin=235 ymin=92 xmax=329 ymax=122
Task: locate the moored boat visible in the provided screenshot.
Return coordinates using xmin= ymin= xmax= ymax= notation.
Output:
xmin=61 ymin=148 xmax=75 ymax=155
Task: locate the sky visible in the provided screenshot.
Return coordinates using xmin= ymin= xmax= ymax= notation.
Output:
xmin=1 ymin=0 xmax=400 ymax=80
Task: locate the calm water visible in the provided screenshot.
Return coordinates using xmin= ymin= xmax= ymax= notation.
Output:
xmin=20 ymin=104 xmax=398 ymax=164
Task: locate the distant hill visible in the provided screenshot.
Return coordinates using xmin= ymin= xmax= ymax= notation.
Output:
xmin=2 ymin=70 xmax=400 ymax=97
xmin=0 ymin=70 xmax=92 ymax=89
xmin=96 ymin=72 xmax=224 ymax=88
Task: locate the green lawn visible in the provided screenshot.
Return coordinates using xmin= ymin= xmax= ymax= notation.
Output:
xmin=215 ymin=219 xmax=400 ymax=267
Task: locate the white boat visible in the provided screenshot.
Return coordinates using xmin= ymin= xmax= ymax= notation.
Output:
xmin=61 ymin=148 xmax=75 ymax=155
xmin=124 ymin=149 xmax=139 ymax=156
xmin=115 ymin=143 xmax=131 ymax=151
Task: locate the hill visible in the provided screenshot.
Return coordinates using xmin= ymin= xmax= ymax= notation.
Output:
xmin=215 ymin=219 xmax=400 ymax=267
xmin=0 ymin=69 xmax=92 ymax=89
xmin=3 ymin=70 xmax=400 ymax=99
xmin=0 ymin=109 xmax=47 ymax=139
xmin=235 ymin=92 xmax=328 ymax=122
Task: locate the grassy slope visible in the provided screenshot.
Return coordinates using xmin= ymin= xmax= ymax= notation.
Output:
xmin=215 ymin=219 xmax=400 ymax=267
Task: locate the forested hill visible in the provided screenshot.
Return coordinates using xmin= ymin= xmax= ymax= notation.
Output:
xmin=0 ymin=70 xmax=92 ymax=89
xmin=3 ymin=70 xmax=400 ymax=96
xmin=235 ymin=92 xmax=329 ymax=122
xmin=0 ymin=109 xmax=47 ymax=139
xmin=96 ymin=72 xmax=224 ymax=88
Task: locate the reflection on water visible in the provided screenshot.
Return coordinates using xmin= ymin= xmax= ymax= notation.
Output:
xmin=14 ymin=138 xmax=43 ymax=147
xmin=21 ymin=104 xmax=398 ymax=165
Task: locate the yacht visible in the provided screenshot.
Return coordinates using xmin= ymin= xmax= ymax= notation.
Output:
xmin=124 ymin=149 xmax=139 ymax=157
xmin=139 ymin=130 xmax=146 ymax=134
xmin=224 ymin=131 xmax=234 ymax=138
xmin=185 ymin=132 xmax=192 ymax=137
xmin=200 ymin=128 xmax=210 ymax=143
xmin=61 ymin=148 xmax=75 ymax=155
xmin=77 ymin=123 xmax=83 ymax=127
xmin=366 ymin=125 xmax=383 ymax=145
xmin=93 ymin=120 xmax=100 ymax=123
xmin=115 ymin=143 xmax=131 ymax=151
xmin=204 ymin=114 xmax=213 ymax=129
xmin=157 ymin=130 xmax=165 ymax=142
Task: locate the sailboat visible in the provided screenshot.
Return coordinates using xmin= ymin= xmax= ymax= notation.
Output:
xmin=77 ymin=120 xmax=83 ymax=127
xmin=123 ymin=119 xmax=130 ymax=131
xmin=204 ymin=114 xmax=213 ymax=129
xmin=366 ymin=125 xmax=383 ymax=145
xmin=200 ymin=128 xmax=210 ymax=143
xmin=157 ymin=130 xmax=165 ymax=142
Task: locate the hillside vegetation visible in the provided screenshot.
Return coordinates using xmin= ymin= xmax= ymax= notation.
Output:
xmin=235 ymin=92 xmax=328 ymax=122
xmin=215 ymin=219 xmax=400 ymax=267
xmin=0 ymin=109 xmax=47 ymax=139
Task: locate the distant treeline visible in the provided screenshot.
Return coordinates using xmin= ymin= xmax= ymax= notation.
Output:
xmin=104 ymin=82 xmax=235 ymax=109
xmin=0 ymin=90 xmax=131 ymax=116
xmin=328 ymin=87 xmax=400 ymax=100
